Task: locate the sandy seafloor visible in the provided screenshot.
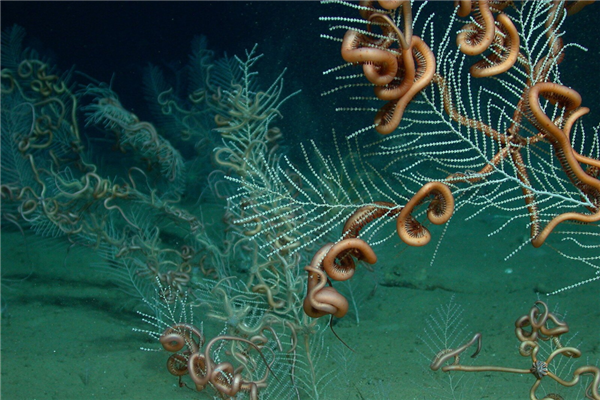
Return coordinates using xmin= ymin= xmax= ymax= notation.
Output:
xmin=2 ymin=200 xmax=599 ymax=399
